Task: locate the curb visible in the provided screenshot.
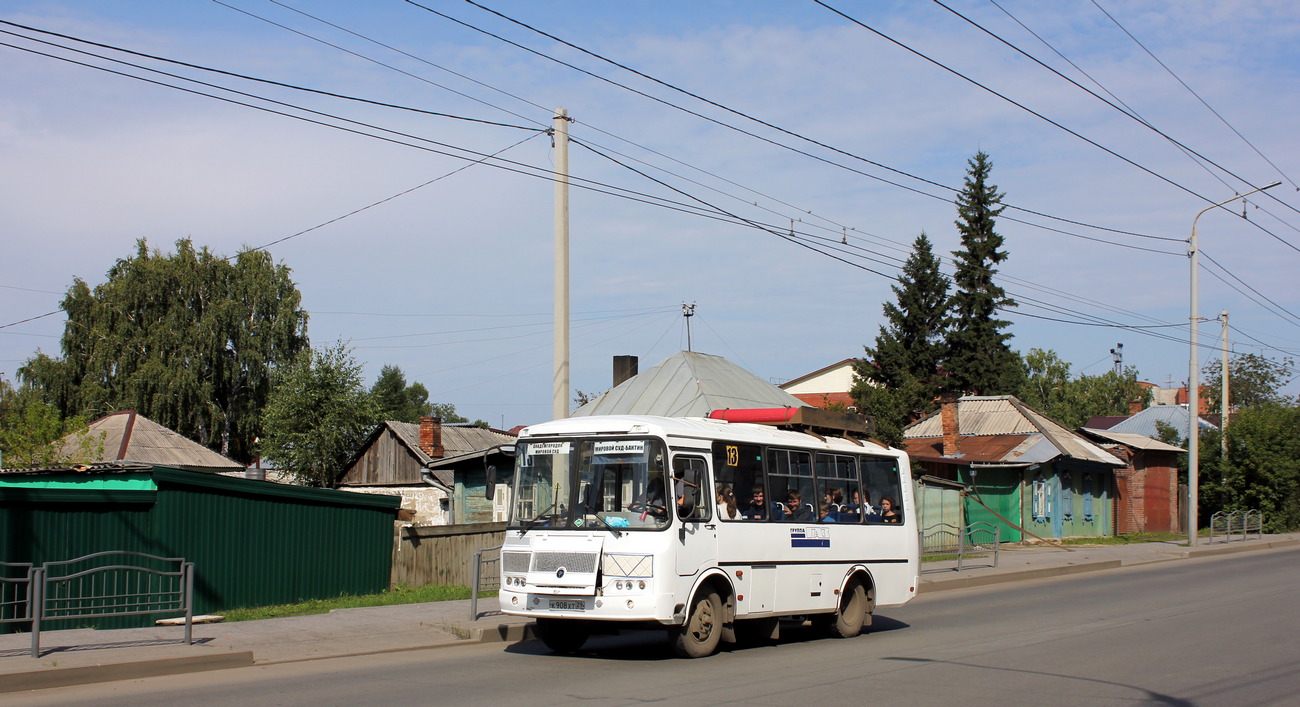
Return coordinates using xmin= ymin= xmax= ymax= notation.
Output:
xmin=919 ymin=559 xmax=1123 ymax=594
xmin=0 ymin=651 xmax=255 ymax=694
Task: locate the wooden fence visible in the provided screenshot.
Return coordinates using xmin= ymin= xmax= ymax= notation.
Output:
xmin=390 ymin=522 xmax=506 ymax=589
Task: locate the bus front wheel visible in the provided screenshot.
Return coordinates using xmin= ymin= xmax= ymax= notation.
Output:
xmin=671 ymin=588 xmax=723 ymax=658
xmin=824 ymin=580 xmax=868 ymax=638
xmin=536 ymin=617 xmax=589 ymax=654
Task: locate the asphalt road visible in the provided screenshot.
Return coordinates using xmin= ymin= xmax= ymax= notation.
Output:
xmin=9 ymin=547 xmax=1300 ymax=706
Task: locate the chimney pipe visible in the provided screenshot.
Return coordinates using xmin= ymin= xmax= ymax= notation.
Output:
xmin=420 ymin=417 xmax=445 ymax=459
xmin=940 ymin=398 xmax=960 ymax=457
xmin=613 ymin=355 xmax=638 ymax=387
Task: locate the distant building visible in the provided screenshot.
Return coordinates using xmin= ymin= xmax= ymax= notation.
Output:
xmin=572 ymin=351 xmax=808 ymax=417
xmin=778 ymin=359 xmax=859 ymax=410
xmin=54 ymin=410 xmax=243 ymax=474
xmin=338 ymin=417 xmax=515 ymax=525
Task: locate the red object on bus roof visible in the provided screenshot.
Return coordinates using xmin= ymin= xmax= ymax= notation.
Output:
xmin=708 ymin=408 xmax=801 ymax=424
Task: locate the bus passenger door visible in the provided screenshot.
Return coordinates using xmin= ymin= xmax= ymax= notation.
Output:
xmin=672 ymin=454 xmax=716 ymax=577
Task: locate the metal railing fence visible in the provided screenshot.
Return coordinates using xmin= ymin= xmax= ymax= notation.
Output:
xmin=921 ymin=521 xmax=1001 ymax=571
xmin=1209 ymin=509 xmax=1263 ymax=544
xmin=1 ymin=552 xmax=193 ymax=658
xmin=469 ymin=544 xmax=503 ymax=621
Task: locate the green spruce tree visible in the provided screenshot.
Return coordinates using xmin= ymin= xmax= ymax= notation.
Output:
xmin=371 ymin=364 xmax=434 ymax=423
xmin=946 ymin=151 xmax=1019 ymax=395
xmin=852 ymin=233 xmax=950 ymax=445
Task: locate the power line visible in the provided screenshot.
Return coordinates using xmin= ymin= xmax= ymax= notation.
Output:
xmin=1090 ymin=0 xmax=1300 ymax=193
xmin=421 ymin=0 xmax=1182 ymax=246
xmin=813 ymin=1 xmax=1273 ymax=213
xmin=931 ymin=0 xmax=1300 ymax=226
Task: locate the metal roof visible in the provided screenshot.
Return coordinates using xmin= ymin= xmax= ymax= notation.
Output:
xmin=1081 ymin=428 xmax=1187 ymax=453
xmin=385 ymin=421 xmax=515 ymax=462
xmin=1104 ymin=405 xmax=1217 ymax=440
xmin=57 ymin=411 xmax=243 ymax=472
xmin=571 ymin=351 xmax=809 ymax=418
xmin=903 ymin=396 xmax=1123 ymax=467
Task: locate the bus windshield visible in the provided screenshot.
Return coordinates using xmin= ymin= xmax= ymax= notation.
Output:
xmin=510 ymin=438 xmax=670 ymax=531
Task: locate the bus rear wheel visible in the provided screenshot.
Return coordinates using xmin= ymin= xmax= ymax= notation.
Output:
xmin=671 ymin=588 xmax=723 ymax=658
xmin=824 ymin=580 xmax=868 ymax=638
xmin=536 ymin=617 xmax=589 ymax=654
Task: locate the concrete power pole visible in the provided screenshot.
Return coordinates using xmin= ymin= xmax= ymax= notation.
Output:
xmin=1220 ymin=310 xmax=1229 ymax=460
xmin=553 ymin=108 xmax=571 ymax=420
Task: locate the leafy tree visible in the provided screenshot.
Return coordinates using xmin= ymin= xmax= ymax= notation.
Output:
xmin=371 ymin=364 xmax=433 ymax=423
xmin=260 ymin=342 xmax=379 ymax=487
xmin=945 ymin=151 xmax=1019 ymax=396
xmin=852 ymin=233 xmax=950 ymax=445
xmin=429 ymin=402 xmax=491 ymax=428
xmin=19 ymin=239 xmax=308 ymax=463
xmin=0 ymin=376 xmax=103 ymax=467
xmin=1200 ymin=404 xmax=1300 ymax=532
xmin=1202 ymin=353 xmax=1297 ymax=413
xmin=1017 ymin=349 xmax=1150 ymax=428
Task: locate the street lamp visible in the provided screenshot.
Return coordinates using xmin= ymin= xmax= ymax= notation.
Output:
xmin=1187 ymin=181 xmax=1280 ymax=547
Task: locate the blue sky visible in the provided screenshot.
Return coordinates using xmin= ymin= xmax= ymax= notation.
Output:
xmin=2 ymin=1 xmax=1298 ymax=428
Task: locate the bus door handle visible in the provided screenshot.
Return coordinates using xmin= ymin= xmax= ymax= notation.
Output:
xmin=704 ymin=524 xmax=716 ymax=530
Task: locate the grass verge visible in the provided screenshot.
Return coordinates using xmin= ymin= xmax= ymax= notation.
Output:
xmin=1060 ymin=531 xmax=1187 ymax=546
xmin=220 ymin=585 xmax=497 ymax=622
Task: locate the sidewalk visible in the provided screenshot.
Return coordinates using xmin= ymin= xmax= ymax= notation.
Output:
xmin=3 ymin=534 xmax=1296 ymax=693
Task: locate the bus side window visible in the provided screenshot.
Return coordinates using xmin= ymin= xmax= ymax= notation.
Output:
xmin=862 ymin=456 xmax=904 ymax=524
xmin=673 ymin=455 xmax=709 ymax=521
xmin=713 ymin=442 xmax=766 ymax=520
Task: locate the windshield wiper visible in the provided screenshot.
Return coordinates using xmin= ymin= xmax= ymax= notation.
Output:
xmin=520 ymin=501 xmax=561 ymax=535
xmin=582 ymin=501 xmax=623 ymax=538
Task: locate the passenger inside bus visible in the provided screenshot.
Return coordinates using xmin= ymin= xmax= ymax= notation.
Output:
xmin=716 ymin=485 xmax=739 ymax=520
xmin=784 ymin=489 xmax=813 ymax=522
xmin=880 ymin=496 xmax=901 ymax=524
xmin=743 ymin=486 xmax=766 ymax=520
xmin=819 ymin=502 xmax=837 ymax=523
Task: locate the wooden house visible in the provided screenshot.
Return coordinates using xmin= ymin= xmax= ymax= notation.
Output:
xmin=338 ymin=417 xmax=515 ymax=525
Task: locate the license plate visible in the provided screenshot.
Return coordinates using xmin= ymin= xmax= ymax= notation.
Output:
xmin=549 ymin=599 xmax=585 ymax=611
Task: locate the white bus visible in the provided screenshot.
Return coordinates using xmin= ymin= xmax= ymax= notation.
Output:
xmin=496 ymin=411 xmax=918 ymax=657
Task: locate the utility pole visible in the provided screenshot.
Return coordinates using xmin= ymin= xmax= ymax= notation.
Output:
xmin=552 ymin=108 xmax=571 ymax=421
xmin=1110 ymin=343 xmax=1123 ymax=376
xmin=682 ymin=303 xmax=696 ymax=352
xmin=1220 ymin=310 xmax=1230 ymax=460
xmin=1187 ymin=180 xmax=1279 ymax=548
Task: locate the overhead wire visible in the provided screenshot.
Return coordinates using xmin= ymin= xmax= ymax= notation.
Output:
xmin=421 ymin=0 xmax=1182 ymax=245
xmin=931 ymin=0 xmax=1300 ymax=229
xmin=1090 ymin=0 xmax=1300 ymax=194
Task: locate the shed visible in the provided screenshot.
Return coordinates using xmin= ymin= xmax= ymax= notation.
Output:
xmin=57 ymin=410 xmax=243 ymax=473
xmin=338 ymin=418 xmax=515 ymax=525
xmin=1080 ymin=428 xmax=1185 ymax=534
xmin=0 ymin=464 xmax=399 ymax=628
xmin=903 ymin=396 xmax=1125 ymax=541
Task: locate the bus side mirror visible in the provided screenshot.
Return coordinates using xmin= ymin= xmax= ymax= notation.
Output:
xmin=485 ymin=465 xmax=496 ymax=501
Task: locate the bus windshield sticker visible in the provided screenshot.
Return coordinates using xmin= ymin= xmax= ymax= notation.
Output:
xmin=592 ymin=440 xmax=645 ymax=455
xmin=790 ymin=527 xmax=830 ymax=548
xmin=528 ymin=442 xmax=571 ymax=455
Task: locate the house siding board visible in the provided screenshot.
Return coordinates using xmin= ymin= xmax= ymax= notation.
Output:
xmin=341 ymin=428 xmax=425 ymax=486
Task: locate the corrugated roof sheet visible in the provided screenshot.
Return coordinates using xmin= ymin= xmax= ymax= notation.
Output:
xmin=386 ymin=421 xmax=514 ymax=462
xmin=1081 ymin=428 xmax=1187 ymax=452
xmin=58 ymin=411 xmax=243 ymax=472
xmin=572 ymin=351 xmax=808 ymax=417
xmin=902 ymin=396 xmax=1123 ymax=467
xmin=1104 ymin=405 xmax=1216 ymax=440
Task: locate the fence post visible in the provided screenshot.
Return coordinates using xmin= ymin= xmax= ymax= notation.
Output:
xmin=992 ymin=526 xmax=1000 ymax=568
xmin=183 ymin=561 xmax=194 ymax=646
xmin=29 ymin=567 xmax=43 ymax=659
xmin=957 ymin=524 xmax=966 ymax=572
xmin=469 ymin=549 xmax=483 ymax=621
